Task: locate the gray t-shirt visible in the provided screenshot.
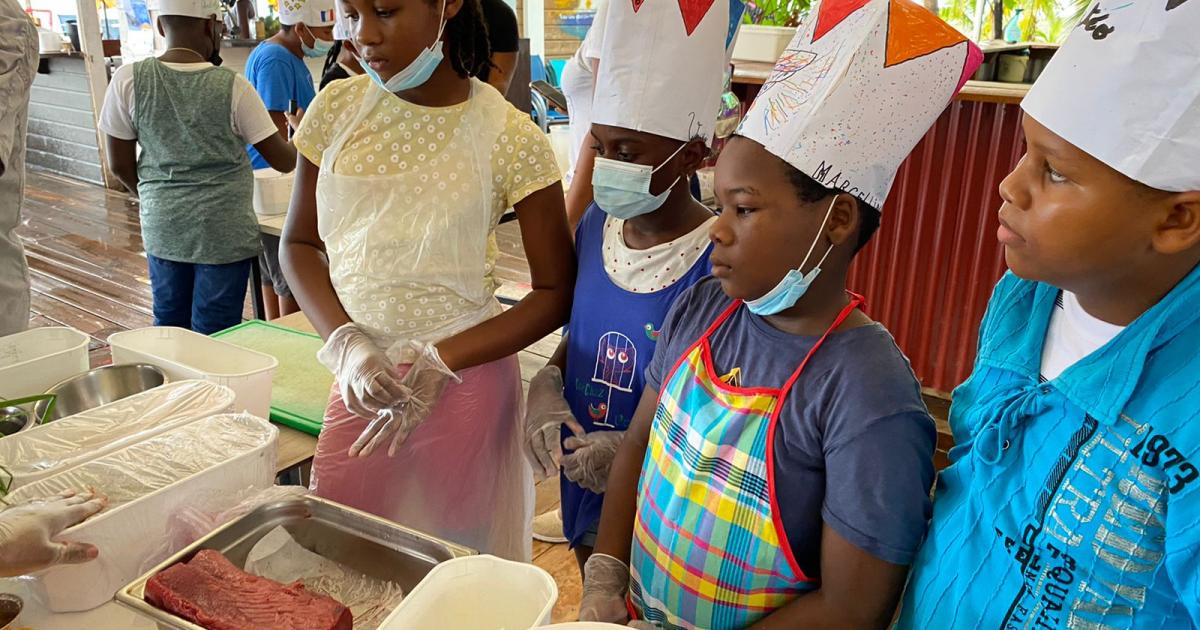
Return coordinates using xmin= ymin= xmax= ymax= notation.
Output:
xmin=645 ymin=277 xmax=936 ymax=576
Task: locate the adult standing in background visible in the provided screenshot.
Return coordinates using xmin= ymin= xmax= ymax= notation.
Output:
xmin=558 ymin=0 xmax=606 ymax=232
xmin=244 ymin=0 xmax=335 ymax=319
xmin=475 ymin=0 xmax=518 ymax=95
xmin=0 ymin=0 xmax=38 ymax=336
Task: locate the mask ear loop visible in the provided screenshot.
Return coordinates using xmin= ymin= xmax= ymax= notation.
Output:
xmin=648 ymin=140 xmax=692 ymax=196
xmin=799 ymin=195 xmax=840 ymax=276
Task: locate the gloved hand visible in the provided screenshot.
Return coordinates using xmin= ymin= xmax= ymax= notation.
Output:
xmin=318 ymin=323 xmax=410 ymax=420
xmin=0 ymin=490 xmax=107 ymax=578
xmin=579 ymin=553 xmax=631 ymax=624
xmin=523 ymin=366 xmax=585 ymax=480
xmin=349 ymin=341 xmax=460 ymax=458
xmin=562 ymin=430 xmax=623 ymax=494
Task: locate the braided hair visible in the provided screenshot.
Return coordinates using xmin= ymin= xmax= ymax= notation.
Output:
xmin=440 ymin=0 xmax=493 ymax=78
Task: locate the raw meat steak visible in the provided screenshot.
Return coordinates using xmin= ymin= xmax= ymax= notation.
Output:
xmin=146 ymin=549 xmax=352 ymax=630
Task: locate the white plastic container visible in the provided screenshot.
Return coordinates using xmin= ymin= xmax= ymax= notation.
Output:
xmin=731 ymin=24 xmax=797 ymax=63
xmin=0 ymin=380 xmax=235 ymax=488
xmin=542 ymin=625 xmax=629 ymax=629
xmin=0 ymin=327 xmax=89 ymax=399
xmin=12 ymin=413 xmax=278 ymax=612
xmin=252 ymin=167 xmax=294 ymax=216
xmin=380 ymin=555 xmax=558 ymax=630
xmin=108 ymin=327 xmax=278 ymax=418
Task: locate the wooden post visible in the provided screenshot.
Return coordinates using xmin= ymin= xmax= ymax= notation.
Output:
xmin=75 ymin=0 xmax=118 ymax=188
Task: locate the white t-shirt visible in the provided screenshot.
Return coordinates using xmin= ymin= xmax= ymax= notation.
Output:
xmin=98 ymin=60 xmax=278 ymax=145
xmin=603 ymin=213 xmax=714 ymax=293
xmin=1039 ymin=290 xmax=1125 ymax=381
xmin=561 ymin=0 xmax=608 ymax=183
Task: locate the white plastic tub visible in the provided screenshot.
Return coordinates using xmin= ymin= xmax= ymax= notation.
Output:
xmin=0 ymin=380 xmax=235 ymax=489
xmin=543 ymin=625 xmax=629 ymax=629
xmin=380 ymin=555 xmax=558 ymax=630
xmin=108 ymin=327 xmax=278 ymax=418
xmin=0 ymin=327 xmax=89 ymax=399
xmin=12 ymin=413 xmax=278 ymax=612
xmin=731 ymin=24 xmax=797 ymax=63
xmin=252 ymin=167 xmax=295 ymax=216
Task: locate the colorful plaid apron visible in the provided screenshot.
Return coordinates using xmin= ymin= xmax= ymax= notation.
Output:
xmin=629 ymin=295 xmax=864 ymax=629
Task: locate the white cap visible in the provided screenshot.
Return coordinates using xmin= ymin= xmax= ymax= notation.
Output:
xmin=738 ymin=0 xmax=981 ymax=210
xmin=154 ymin=0 xmax=220 ymax=19
xmin=1022 ymin=0 xmax=1200 ymax=192
xmin=280 ymin=0 xmax=337 ymax=26
xmin=591 ymin=0 xmax=746 ymax=143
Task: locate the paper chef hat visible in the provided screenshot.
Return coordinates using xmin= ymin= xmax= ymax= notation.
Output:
xmin=591 ymin=0 xmax=747 ymax=143
xmin=738 ymin=0 xmax=981 ymax=210
xmin=154 ymin=0 xmax=221 ymax=19
xmin=1022 ymin=0 xmax=1200 ymax=192
xmin=280 ymin=0 xmax=337 ymax=27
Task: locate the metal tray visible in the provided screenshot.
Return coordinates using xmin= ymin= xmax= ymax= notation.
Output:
xmin=116 ymin=496 xmax=475 ymax=629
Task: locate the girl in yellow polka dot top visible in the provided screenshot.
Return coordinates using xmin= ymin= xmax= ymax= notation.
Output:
xmin=282 ymin=0 xmax=575 ymax=561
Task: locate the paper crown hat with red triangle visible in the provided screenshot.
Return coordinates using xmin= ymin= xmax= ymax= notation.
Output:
xmin=1022 ymin=0 xmax=1199 ymax=192
xmin=591 ymin=0 xmax=747 ymax=143
xmin=738 ymin=0 xmax=981 ymax=210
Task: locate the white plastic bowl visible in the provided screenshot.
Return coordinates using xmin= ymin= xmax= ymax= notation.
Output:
xmin=107 ymin=327 xmax=278 ymax=418
xmin=380 ymin=555 xmax=558 ymax=629
xmin=0 ymin=327 xmax=89 ymax=399
xmin=252 ymin=168 xmax=294 ymax=216
xmin=542 ymin=625 xmax=629 ymax=629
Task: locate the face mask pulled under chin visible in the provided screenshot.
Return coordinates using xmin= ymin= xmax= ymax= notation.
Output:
xmin=743 ymin=196 xmax=839 ymax=316
xmin=359 ymin=0 xmax=447 ymax=92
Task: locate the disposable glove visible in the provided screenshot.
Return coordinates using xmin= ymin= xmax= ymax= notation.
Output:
xmin=578 ymin=552 xmax=631 ymax=624
xmin=562 ymin=430 xmax=623 ymax=494
xmin=0 ymin=490 xmax=107 ymax=577
xmin=318 ymin=323 xmax=410 ymax=420
xmin=349 ymin=341 xmax=460 ymax=457
xmin=523 ymin=366 xmax=585 ymax=480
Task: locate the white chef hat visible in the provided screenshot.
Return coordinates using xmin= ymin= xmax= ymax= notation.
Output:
xmin=1022 ymin=0 xmax=1200 ymax=192
xmin=738 ymin=0 xmax=981 ymax=210
xmin=154 ymin=0 xmax=221 ymax=19
xmin=591 ymin=0 xmax=746 ymax=143
xmin=279 ymin=0 xmax=337 ymax=27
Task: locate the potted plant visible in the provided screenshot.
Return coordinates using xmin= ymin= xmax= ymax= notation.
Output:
xmin=733 ymin=0 xmax=810 ymax=63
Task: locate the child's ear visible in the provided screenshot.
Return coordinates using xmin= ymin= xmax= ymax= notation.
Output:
xmin=444 ymin=0 xmax=465 ymax=21
xmin=825 ymin=194 xmax=859 ymax=248
xmin=1153 ymin=190 xmax=1200 ymax=255
xmin=680 ymin=139 xmax=709 ymax=174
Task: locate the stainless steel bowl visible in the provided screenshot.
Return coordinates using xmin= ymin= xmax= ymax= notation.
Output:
xmin=34 ymin=364 xmax=168 ymax=422
xmin=0 ymin=406 xmax=31 ymax=437
xmin=0 ymin=593 xmax=22 ymax=630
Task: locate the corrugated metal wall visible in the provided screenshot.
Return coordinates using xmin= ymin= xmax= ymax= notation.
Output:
xmin=848 ymin=99 xmax=1027 ymax=396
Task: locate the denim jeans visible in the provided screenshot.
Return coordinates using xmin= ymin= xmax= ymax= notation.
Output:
xmin=147 ymin=255 xmax=252 ymax=335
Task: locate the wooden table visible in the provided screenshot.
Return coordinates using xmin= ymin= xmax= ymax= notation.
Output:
xmin=271 ymin=310 xmax=321 ymax=477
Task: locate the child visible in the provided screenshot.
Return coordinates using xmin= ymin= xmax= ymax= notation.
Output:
xmin=99 ymin=0 xmax=296 ymax=334
xmin=244 ymin=0 xmax=337 ymax=319
xmin=521 ymin=0 xmax=743 ymax=569
xmin=282 ymin=0 xmax=574 ymax=561
xmin=897 ymin=3 xmax=1200 ymax=627
xmin=577 ymin=1 xmax=981 ymax=627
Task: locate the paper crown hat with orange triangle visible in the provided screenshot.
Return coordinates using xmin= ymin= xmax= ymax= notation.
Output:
xmin=1022 ymin=0 xmax=1199 ymax=192
xmin=738 ymin=0 xmax=981 ymax=210
xmin=591 ymin=0 xmax=746 ymax=143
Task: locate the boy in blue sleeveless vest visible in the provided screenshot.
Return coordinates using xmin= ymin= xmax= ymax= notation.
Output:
xmin=521 ymin=0 xmax=742 ymax=570
xmin=577 ymin=1 xmax=981 ymax=627
xmin=99 ymin=0 xmax=295 ymax=334
xmin=897 ymin=2 xmax=1200 ymax=627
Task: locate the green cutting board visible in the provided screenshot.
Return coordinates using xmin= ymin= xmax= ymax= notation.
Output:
xmin=213 ymin=321 xmax=332 ymax=435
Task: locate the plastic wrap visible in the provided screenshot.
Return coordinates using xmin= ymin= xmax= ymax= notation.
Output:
xmin=21 ymin=414 xmax=278 ymax=612
xmin=0 ymin=380 xmax=235 ymax=489
xmin=156 ymin=485 xmax=311 ymax=562
xmin=246 ymin=526 xmax=405 ymax=628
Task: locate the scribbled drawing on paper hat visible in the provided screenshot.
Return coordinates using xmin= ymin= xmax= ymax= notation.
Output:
xmin=1022 ymin=0 xmax=1200 ymax=192
xmin=591 ymin=0 xmax=747 ymax=143
xmin=739 ymin=0 xmax=982 ymax=210
xmin=280 ymin=0 xmax=336 ymax=26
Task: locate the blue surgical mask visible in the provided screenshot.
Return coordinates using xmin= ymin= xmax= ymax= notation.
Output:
xmin=592 ymin=142 xmax=687 ymax=220
xmin=360 ymin=0 xmax=446 ymax=92
xmin=299 ymin=25 xmax=334 ymax=58
xmin=744 ymin=196 xmax=838 ymax=316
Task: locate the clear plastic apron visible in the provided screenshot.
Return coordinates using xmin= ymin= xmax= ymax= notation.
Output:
xmin=315 ymin=79 xmax=507 ymax=360
xmin=309 ymin=80 xmax=533 ymax=560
